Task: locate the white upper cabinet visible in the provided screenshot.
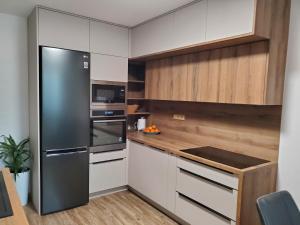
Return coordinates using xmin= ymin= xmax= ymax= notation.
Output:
xmin=90 ymin=20 xmax=129 ymax=57
xmin=173 ymin=0 xmax=207 ymax=48
xmin=91 ymin=53 xmax=128 ymax=82
xmin=38 ymin=9 xmax=89 ymax=52
xmin=206 ymin=0 xmax=255 ymax=41
xmin=131 ymin=13 xmax=174 ymax=58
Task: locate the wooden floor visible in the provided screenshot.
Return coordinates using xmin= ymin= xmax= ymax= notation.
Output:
xmin=25 ymin=191 xmax=178 ymax=225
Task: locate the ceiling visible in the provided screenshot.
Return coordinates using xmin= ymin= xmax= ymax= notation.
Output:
xmin=0 ymin=0 xmax=195 ymax=27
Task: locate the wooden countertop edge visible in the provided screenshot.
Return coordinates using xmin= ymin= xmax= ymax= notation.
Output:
xmin=0 ymin=168 xmax=29 ymax=225
xmin=127 ymin=133 xmax=277 ymax=175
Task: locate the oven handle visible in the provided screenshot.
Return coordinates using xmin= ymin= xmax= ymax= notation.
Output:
xmin=93 ymin=119 xmax=126 ymax=123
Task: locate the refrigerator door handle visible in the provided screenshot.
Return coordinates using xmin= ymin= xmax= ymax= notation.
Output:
xmin=46 ymin=149 xmax=88 ymax=157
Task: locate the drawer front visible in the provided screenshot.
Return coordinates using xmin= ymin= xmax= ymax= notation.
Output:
xmin=176 ymin=193 xmax=235 ymax=225
xmin=89 ymin=159 xmax=126 ymax=193
xmin=177 ymin=169 xmax=238 ymax=220
xmin=177 ymin=157 xmax=239 ymax=189
xmin=90 ymin=150 xmax=126 ymax=163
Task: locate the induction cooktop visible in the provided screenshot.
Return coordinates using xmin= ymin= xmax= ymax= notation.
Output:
xmin=180 ymin=146 xmax=269 ymax=169
xmin=0 ymin=171 xmax=13 ymax=219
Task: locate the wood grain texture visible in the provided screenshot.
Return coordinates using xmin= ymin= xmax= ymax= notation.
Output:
xmin=147 ymin=101 xmax=281 ymax=161
xmin=145 ymin=41 xmax=270 ymax=105
xmin=265 ymin=0 xmax=291 ymax=104
xmin=253 ymin=0 xmax=272 ymax=38
xmin=237 ymin=163 xmax=277 ymax=225
xmin=25 ymin=191 xmax=178 ymax=225
xmin=0 ymin=168 xmax=29 ymax=225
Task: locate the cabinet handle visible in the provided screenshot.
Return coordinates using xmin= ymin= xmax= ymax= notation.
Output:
xmin=91 ymin=158 xmax=124 ymax=165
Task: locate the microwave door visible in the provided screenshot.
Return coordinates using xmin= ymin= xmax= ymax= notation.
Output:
xmin=92 ymin=84 xmax=126 ymax=104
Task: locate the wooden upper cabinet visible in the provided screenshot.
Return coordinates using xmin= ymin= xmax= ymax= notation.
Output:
xmin=38 ymin=9 xmax=89 ymax=52
xmin=145 ymin=41 xmax=282 ymax=105
xmin=90 ymin=20 xmax=129 ymax=57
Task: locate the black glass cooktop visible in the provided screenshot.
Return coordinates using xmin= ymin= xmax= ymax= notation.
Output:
xmin=181 ymin=146 xmax=269 ymax=169
xmin=0 ymin=171 xmax=13 ymax=219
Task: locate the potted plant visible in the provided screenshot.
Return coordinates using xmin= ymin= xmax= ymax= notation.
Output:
xmin=0 ymin=135 xmax=31 ymax=206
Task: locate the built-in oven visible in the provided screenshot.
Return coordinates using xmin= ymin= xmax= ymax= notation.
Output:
xmin=90 ymin=107 xmax=127 ymax=153
xmin=91 ymin=80 xmax=127 ymax=107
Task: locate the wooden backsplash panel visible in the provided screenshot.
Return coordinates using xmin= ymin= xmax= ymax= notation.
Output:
xmin=148 ymin=101 xmax=281 ymax=161
xmin=145 ymin=41 xmax=269 ymax=105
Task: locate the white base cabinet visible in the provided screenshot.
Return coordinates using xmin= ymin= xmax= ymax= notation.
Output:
xmin=89 ymin=150 xmax=127 ymax=194
xmin=128 ymin=140 xmax=239 ymax=224
xmin=175 ymin=193 xmax=236 ymax=225
xmin=128 ymin=141 xmax=169 ymax=208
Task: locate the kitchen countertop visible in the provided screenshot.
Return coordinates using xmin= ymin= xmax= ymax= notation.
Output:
xmin=0 ymin=168 xmax=29 ymax=225
xmin=128 ymin=132 xmax=277 ymax=175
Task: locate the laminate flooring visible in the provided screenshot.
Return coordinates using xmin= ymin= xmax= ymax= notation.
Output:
xmin=25 ymin=191 xmax=178 ymax=225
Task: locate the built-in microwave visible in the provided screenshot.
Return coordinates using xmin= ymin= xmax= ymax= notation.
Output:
xmin=91 ymin=80 xmax=127 ymax=107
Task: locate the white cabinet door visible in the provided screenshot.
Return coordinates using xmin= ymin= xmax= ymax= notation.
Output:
xmin=173 ymin=0 xmax=207 ymax=48
xmin=131 ymin=13 xmax=174 ymax=58
xmin=206 ymin=0 xmax=255 ymax=41
xmin=90 ymin=20 xmax=129 ymax=57
xmin=91 ymin=53 xmax=128 ymax=82
xmin=128 ymin=141 xmax=169 ymax=207
xmin=38 ymin=9 xmax=89 ymax=51
xmin=89 ymin=159 xmax=126 ymax=193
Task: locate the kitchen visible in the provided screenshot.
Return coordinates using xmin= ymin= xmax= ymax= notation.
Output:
xmin=0 ymin=0 xmax=299 ymax=225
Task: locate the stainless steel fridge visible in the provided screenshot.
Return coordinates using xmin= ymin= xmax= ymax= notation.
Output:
xmin=40 ymin=46 xmax=90 ymax=214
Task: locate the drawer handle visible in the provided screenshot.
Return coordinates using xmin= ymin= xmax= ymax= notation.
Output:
xmin=179 ymin=168 xmax=233 ymax=191
xmin=178 ymin=193 xmax=232 ymax=222
xmin=91 ymin=158 xmax=124 ymax=165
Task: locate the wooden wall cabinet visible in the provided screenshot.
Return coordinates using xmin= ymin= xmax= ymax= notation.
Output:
xmin=38 ymin=8 xmax=90 ymax=52
xmin=145 ymin=41 xmax=275 ymax=105
xmin=90 ymin=20 xmax=129 ymax=57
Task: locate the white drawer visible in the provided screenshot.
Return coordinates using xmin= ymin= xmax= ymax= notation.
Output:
xmin=89 ymin=158 xmax=126 ymax=193
xmin=177 ymin=157 xmax=239 ymax=189
xmin=177 ymin=169 xmax=238 ymax=220
xmin=90 ymin=150 xmax=126 ymax=163
xmin=175 ymin=193 xmax=236 ymax=225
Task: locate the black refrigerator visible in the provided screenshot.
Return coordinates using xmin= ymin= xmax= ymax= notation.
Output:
xmin=40 ymin=46 xmax=90 ymax=214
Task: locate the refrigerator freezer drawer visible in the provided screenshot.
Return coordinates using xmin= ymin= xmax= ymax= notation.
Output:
xmin=41 ymin=150 xmax=89 ymax=214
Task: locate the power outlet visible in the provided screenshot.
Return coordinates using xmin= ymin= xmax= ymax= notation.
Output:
xmin=173 ymin=114 xmax=186 ymax=121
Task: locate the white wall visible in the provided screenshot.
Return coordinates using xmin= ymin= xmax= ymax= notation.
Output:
xmin=278 ymin=0 xmax=300 ymax=206
xmin=0 ymin=13 xmax=28 ymax=166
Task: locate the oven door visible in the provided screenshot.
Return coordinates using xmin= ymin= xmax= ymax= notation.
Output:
xmin=91 ymin=81 xmax=126 ymax=105
xmin=90 ymin=118 xmax=126 ymax=153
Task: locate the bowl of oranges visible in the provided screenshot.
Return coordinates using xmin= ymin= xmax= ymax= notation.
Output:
xmin=143 ymin=125 xmax=160 ymax=135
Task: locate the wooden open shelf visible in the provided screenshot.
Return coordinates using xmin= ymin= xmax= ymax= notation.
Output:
xmin=128 ymin=112 xmax=151 ymax=116
xmin=127 ymin=98 xmax=146 ymax=101
xmin=128 ymin=80 xmax=145 ymax=84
